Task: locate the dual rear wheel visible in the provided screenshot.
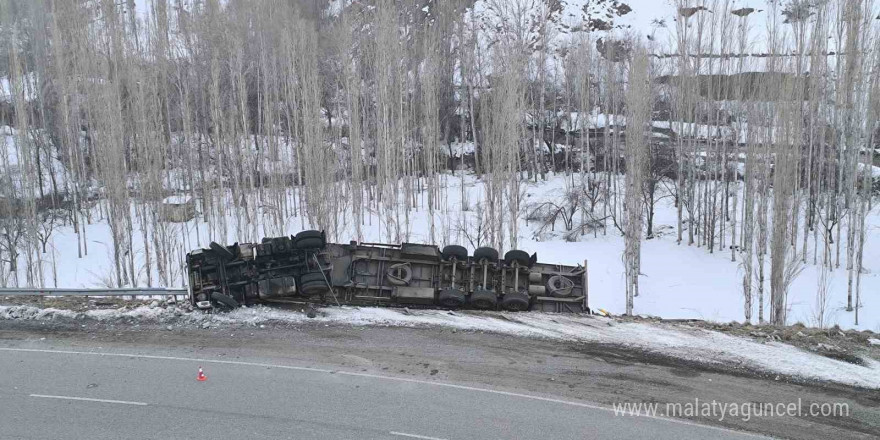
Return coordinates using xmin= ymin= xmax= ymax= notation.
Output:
xmin=299 ymin=271 xmax=330 ymax=296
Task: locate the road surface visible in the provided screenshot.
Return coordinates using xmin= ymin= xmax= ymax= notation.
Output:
xmin=0 ymin=320 xmax=877 ymax=439
xmin=0 ymin=346 xmax=764 ymax=440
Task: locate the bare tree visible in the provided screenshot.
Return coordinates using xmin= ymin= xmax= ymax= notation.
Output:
xmin=623 ymin=44 xmax=651 ymax=315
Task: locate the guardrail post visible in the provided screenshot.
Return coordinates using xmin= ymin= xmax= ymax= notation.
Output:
xmin=583 ymin=259 xmax=589 ymax=313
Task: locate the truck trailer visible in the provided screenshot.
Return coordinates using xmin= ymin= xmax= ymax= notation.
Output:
xmin=187 ymin=230 xmax=589 ymax=314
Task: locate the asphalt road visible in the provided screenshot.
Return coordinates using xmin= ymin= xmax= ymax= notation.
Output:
xmin=0 ymin=346 xmax=765 ymax=440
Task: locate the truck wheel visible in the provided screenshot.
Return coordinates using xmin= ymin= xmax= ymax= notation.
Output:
xmin=546 ymin=275 xmax=575 ymax=297
xmin=300 ymin=272 xmax=328 ymax=284
xmin=503 ymin=250 xmax=531 ymax=267
xmin=500 ymin=292 xmax=530 ymax=311
xmin=473 ymin=247 xmax=499 ymax=262
xmin=296 ymin=230 xmax=323 ymax=240
xmin=295 ymin=230 xmax=325 ymax=249
xmin=210 ymin=292 xmax=239 ymax=309
xmin=441 ymin=245 xmax=468 ymax=261
xmin=300 ymin=282 xmax=329 ymax=296
xmin=296 ymin=238 xmax=324 ymax=249
xmin=438 ymin=287 xmax=466 ymax=308
xmin=299 ymin=272 xmax=330 ymax=296
xmin=469 ymin=288 xmax=497 ymax=310
xmin=386 ymin=263 xmax=412 ymax=286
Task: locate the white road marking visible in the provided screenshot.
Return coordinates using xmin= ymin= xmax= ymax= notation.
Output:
xmin=1 ymin=347 xmax=769 ymax=439
xmin=30 ymin=394 xmax=148 ymax=406
xmin=390 ymin=431 xmax=449 ymax=440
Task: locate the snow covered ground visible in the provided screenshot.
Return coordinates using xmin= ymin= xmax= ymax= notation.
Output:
xmin=2 ymin=302 xmax=878 ymax=390
xmin=16 ymin=172 xmax=878 ymax=333
xmin=1 ymin=125 xmax=69 ymax=194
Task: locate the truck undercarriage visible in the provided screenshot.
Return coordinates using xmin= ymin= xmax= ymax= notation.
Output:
xmin=187 ymin=231 xmax=589 ymax=313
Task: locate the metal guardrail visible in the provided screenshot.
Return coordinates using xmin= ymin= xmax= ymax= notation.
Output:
xmin=0 ymin=288 xmax=188 ymax=297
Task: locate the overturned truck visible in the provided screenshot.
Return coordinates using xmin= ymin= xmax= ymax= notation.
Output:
xmin=187 ymin=231 xmax=589 ymax=313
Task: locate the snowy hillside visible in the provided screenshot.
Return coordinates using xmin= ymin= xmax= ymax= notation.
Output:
xmin=14 ymin=172 xmax=879 ymax=332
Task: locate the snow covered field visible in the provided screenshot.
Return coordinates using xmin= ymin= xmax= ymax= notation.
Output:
xmin=14 ymin=172 xmax=879 ymax=332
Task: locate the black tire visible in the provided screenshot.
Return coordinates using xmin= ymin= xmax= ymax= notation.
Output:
xmin=546 ymin=275 xmax=575 ymax=297
xmin=473 ymin=247 xmax=499 ymax=262
xmin=210 ymin=292 xmax=239 ymax=309
xmin=299 ymin=271 xmax=328 ymax=284
xmin=500 ymin=292 xmax=530 ymax=312
xmin=300 ymin=281 xmax=329 ymax=295
xmin=296 ymin=230 xmax=323 ymax=240
xmin=295 ymin=230 xmax=325 ymax=249
xmin=438 ymin=288 xmax=466 ymax=308
xmin=441 ymin=245 xmax=468 ymax=261
xmin=299 ymin=271 xmax=330 ymax=296
xmin=296 ymin=237 xmax=325 ymax=249
xmin=386 ymin=263 xmax=412 ymax=286
xmin=299 ymin=282 xmax=328 ymax=296
xmin=469 ymin=288 xmax=498 ymax=310
xmin=504 ymin=250 xmax=531 ymax=267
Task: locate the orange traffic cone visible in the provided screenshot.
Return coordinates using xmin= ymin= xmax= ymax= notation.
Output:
xmin=197 ymin=366 xmax=207 ymax=382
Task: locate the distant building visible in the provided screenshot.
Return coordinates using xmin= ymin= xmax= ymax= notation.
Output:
xmin=160 ymin=195 xmax=196 ymax=222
